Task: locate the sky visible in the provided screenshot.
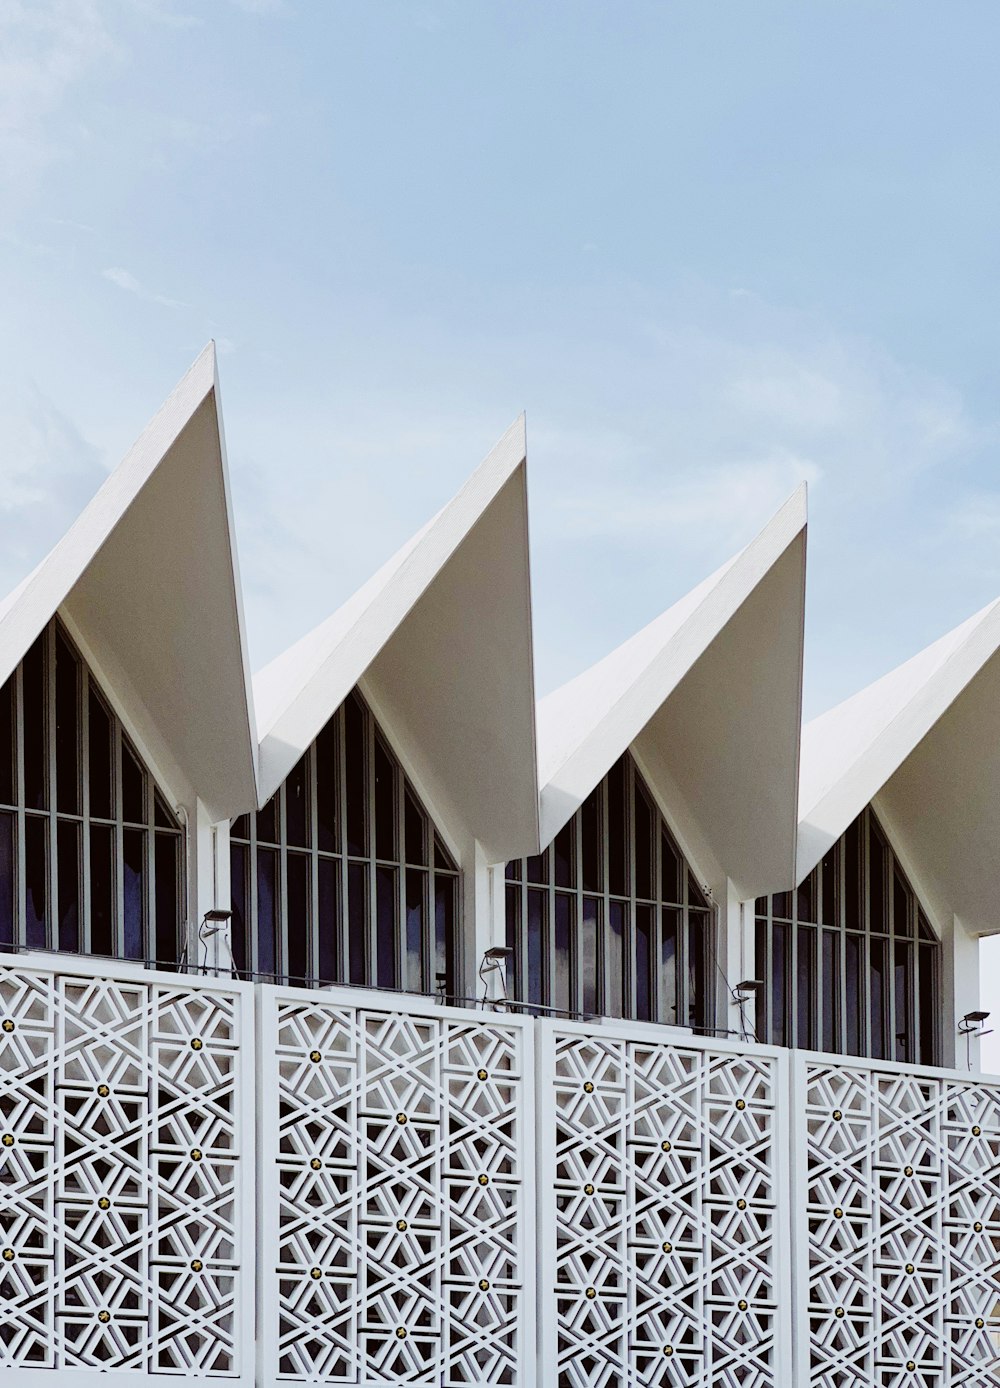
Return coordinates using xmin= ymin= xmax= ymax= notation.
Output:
xmin=2 ymin=1 xmax=1000 ymax=1060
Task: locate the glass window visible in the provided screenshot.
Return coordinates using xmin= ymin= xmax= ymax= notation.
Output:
xmin=0 ymin=618 xmax=182 ymax=964
xmin=504 ymin=751 xmax=713 ymax=1028
xmin=230 ymin=686 xmax=460 ymax=997
xmin=756 ymin=806 xmax=941 ymax=1063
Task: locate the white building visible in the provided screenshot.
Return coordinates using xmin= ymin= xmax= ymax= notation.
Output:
xmin=0 ymin=346 xmax=997 ymax=1387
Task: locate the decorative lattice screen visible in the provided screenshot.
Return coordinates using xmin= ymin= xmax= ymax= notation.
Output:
xmin=259 ymin=988 xmax=533 ymax=1385
xmin=0 ymin=960 xmax=252 ymax=1381
xmin=538 ymin=1023 xmax=789 ymax=1387
xmin=798 ymin=1056 xmax=1000 ymax=1387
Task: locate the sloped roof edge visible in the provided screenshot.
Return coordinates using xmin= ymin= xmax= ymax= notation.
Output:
xmin=0 ymin=345 xmax=259 ymax=818
xmin=537 ymin=485 xmax=808 ymax=849
xmin=255 ymin=414 xmax=533 ymax=810
xmin=796 ymin=596 xmax=1000 ymax=883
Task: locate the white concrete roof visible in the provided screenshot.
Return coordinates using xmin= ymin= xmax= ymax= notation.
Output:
xmin=536 ymin=487 xmax=807 ymax=899
xmin=255 ymin=416 xmax=539 ymax=863
xmin=0 ymin=344 xmax=258 ymax=821
xmin=798 ymin=597 xmax=1000 ymax=935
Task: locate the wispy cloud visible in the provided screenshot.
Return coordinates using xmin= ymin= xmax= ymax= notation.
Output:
xmin=102 ymin=265 xmax=187 ymax=309
xmin=0 ymin=383 xmax=107 ymax=600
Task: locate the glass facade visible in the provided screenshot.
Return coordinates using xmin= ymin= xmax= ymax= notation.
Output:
xmin=230 ymin=687 xmax=460 ymax=995
xmin=755 ymin=806 xmax=940 ymax=1063
xmin=0 ymin=617 xmax=183 ymax=962
xmin=505 ymin=751 xmax=712 ymax=1028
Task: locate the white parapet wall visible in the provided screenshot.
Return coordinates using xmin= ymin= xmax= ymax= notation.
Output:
xmin=0 ymin=959 xmax=997 ymax=1387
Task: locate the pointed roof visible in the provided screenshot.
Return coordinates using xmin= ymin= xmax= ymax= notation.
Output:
xmin=0 ymin=344 xmax=258 ymax=821
xmin=797 ymin=597 xmax=1000 ymax=935
xmin=536 ymin=487 xmax=808 ymax=898
xmin=255 ymin=416 xmax=539 ymax=863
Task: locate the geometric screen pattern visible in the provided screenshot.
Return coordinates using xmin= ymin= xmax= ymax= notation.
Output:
xmin=0 ymin=962 xmax=248 ymax=1379
xmin=261 ymin=990 xmax=530 ymax=1385
xmin=542 ymin=1025 xmax=786 ymax=1388
xmin=799 ymin=1058 xmax=1000 ymax=1387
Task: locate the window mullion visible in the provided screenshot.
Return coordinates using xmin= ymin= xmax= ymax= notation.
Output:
xmin=14 ymin=661 xmax=25 ymax=948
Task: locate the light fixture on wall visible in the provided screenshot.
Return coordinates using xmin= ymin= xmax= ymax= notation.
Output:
xmin=733 ymin=980 xmax=763 ymax=1043
xmin=199 ymin=909 xmax=235 ymax=976
xmin=958 ymin=1010 xmax=992 ymax=1071
xmin=479 ymin=946 xmax=514 ymax=1007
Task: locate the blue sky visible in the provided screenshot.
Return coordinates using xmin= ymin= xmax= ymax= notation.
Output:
xmin=3 ymin=1 xmax=1000 ymax=1042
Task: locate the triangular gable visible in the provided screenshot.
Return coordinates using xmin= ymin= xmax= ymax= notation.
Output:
xmin=797 ymin=597 xmax=1000 ymax=935
xmin=0 ymin=344 xmax=258 ymax=821
xmin=255 ymin=416 xmax=539 ymax=863
xmin=536 ymin=486 xmax=807 ymax=899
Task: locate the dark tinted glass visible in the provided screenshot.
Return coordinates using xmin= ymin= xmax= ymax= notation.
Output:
xmin=154 ymin=791 xmax=175 ymax=829
xmin=505 ymin=884 xmax=520 ymax=1000
xmin=822 ymin=930 xmax=839 ymax=1053
xmin=771 ymin=922 xmax=787 ymax=1047
xmin=607 ymin=758 xmax=628 ymax=897
xmin=54 ymin=627 xmax=79 ymax=815
xmin=634 ymin=784 xmax=653 ymax=900
xmin=231 ymin=815 xmax=249 ymax=842
xmin=796 ymin=872 xmax=816 ymax=925
xmin=869 ymin=826 xmax=887 ymax=933
xmin=843 ymin=819 xmax=861 ymax=931
xmin=581 ymin=791 xmax=601 ymax=893
xmin=917 ymin=944 xmax=936 ymax=1065
xmin=553 ymin=893 xmax=572 ymax=1014
xmin=88 ymin=689 xmax=113 ymax=820
xmin=434 ymin=874 xmax=455 ymax=999
xmin=315 ymin=718 xmax=338 ymax=853
xmin=256 ymin=796 xmax=278 ymax=845
xmin=636 ymin=903 xmax=653 ymax=1022
xmin=772 ymin=892 xmax=792 ymax=921
xmin=554 ymin=822 xmax=573 ymax=889
xmin=154 ymin=834 xmax=178 ymax=968
xmin=122 ymin=741 xmax=146 ymax=825
xmin=404 ymin=790 xmax=425 ymax=867
xmin=796 ymin=927 xmax=815 ymax=1050
xmin=526 ymin=852 xmax=547 ymax=885
xmin=607 ymin=900 xmax=625 ymax=1018
xmin=845 ymin=933 xmax=862 ymax=1055
xmin=581 ymin=897 xmax=599 ymax=1015
xmin=286 ymin=851 xmax=310 ymax=981
xmin=894 ymin=871 xmax=911 ymax=936
xmin=687 ymin=910 xmax=708 ymax=1031
xmin=376 ymin=866 xmax=396 ymax=988
xmin=347 ymin=862 xmax=367 ymax=985
xmin=527 ymin=888 xmax=545 ymax=1006
xmin=90 ymin=824 xmax=114 ymax=957
xmin=373 ymin=738 xmax=396 ymax=862
xmin=123 ymin=828 xmax=145 ymax=959
xmin=869 ymin=937 xmax=889 ymax=1059
xmin=821 ymin=847 xmax=837 ymax=926
xmin=230 ymin=843 xmax=248 ymax=976
xmin=22 ymin=635 xmax=46 ymax=811
xmin=505 ymin=859 xmax=521 ymax=882
xmin=0 ymin=678 xmax=12 ymax=806
xmin=57 ymin=820 xmax=80 ymax=952
xmin=286 ymin=755 xmax=309 ymax=850
xmin=317 ymin=858 xmax=339 ymax=984
xmin=257 ymin=847 xmax=278 ymax=978
xmin=663 ymin=907 xmax=681 ymax=1022
xmin=755 ymin=918 xmax=768 ymax=1040
xmin=405 ymin=868 xmax=424 ymax=992
xmin=0 ymin=812 xmax=14 ymax=946
xmin=344 ymin=692 xmax=367 ymax=857
xmin=661 ymin=831 xmax=681 ymax=904
xmin=25 ymin=815 xmax=47 ymax=946
xmin=894 ymin=940 xmax=912 ymax=1063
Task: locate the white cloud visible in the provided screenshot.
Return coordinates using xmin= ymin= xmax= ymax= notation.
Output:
xmin=0 ymin=0 xmax=117 ymax=195
xmin=102 ymin=265 xmax=187 ymax=309
xmin=0 ymin=385 xmax=107 ymax=600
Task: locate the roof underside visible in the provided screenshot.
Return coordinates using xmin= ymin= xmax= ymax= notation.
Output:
xmin=536 ymin=487 xmax=808 ymax=898
xmin=0 ymin=346 xmax=258 ymax=821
